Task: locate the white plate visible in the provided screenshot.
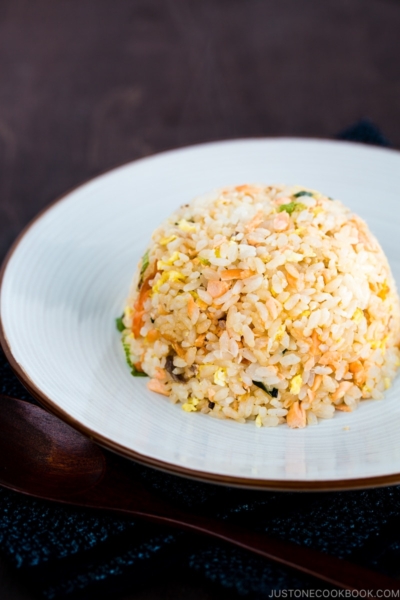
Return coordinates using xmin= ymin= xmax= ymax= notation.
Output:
xmin=2 ymin=138 xmax=400 ymax=491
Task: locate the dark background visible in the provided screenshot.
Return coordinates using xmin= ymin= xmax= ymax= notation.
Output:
xmin=1 ymin=0 xmax=400 ymax=598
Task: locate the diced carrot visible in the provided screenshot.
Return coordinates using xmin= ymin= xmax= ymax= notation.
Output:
xmin=306 ymin=375 xmax=322 ymax=403
xmin=207 ymin=280 xmax=230 ymax=298
xmin=285 ymin=273 xmax=298 ymax=288
xmin=335 ymin=404 xmax=352 ymax=412
xmin=132 ymin=310 xmax=146 ymax=337
xmin=377 ymin=282 xmax=390 ymax=300
xmin=146 ymin=329 xmax=160 ymax=342
xmin=147 ymin=379 xmax=170 ymax=396
xmin=349 ymin=361 xmax=362 ymax=373
xmin=187 ymin=295 xmax=196 ymax=318
xmin=194 ymin=334 xmax=206 ymax=347
xmin=309 ymin=330 xmax=320 ymax=356
xmin=331 ymin=381 xmax=353 ymax=402
xmin=133 ymin=361 xmax=143 ymax=372
xmin=172 ymin=342 xmax=186 ymax=359
xmin=349 ymin=361 xmax=367 ymax=385
xmin=154 ymin=367 xmax=167 ymax=380
xmin=220 ymin=269 xmax=254 ymax=281
xmin=286 ymin=401 xmax=306 ymax=428
xmin=132 ymin=272 xmax=155 ymax=337
xmin=349 ymin=361 xmax=365 ymax=385
xmin=235 ymin=184 xmax=259 ymax=194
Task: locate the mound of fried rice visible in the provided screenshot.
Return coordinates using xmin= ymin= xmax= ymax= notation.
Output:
xmin=119 ymin=184 xmax=400 ymax=428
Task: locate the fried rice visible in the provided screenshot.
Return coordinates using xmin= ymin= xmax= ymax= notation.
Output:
xmin=118 ymin=184 xmax=400 ymax=428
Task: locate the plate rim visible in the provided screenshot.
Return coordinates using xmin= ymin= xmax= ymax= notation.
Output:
xmin=2 ymin=136 xmax=400 ymax=492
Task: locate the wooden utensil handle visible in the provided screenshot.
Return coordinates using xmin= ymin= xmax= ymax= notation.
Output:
xmin=73 ymin=466 xmax=400 ymax=594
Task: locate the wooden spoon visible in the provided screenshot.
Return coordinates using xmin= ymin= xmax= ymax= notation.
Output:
xmin=0 ymin=395 xmax=398 ymax=593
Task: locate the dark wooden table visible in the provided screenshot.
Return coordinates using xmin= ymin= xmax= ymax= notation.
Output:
xmin=1 ymin=0 xmax=400 ymax=598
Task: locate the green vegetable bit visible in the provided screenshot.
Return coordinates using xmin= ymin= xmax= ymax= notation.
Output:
xmin=140 ymin=250 xmax=150 ymax=276
xmin=116 ymin=314 xmax=125 ymax=332
xmin=293 ymin=191 xmax=313 ymax=198
xmin=199 ymin=257 xmax=211 ymax=266
xmin=278 ymin=202 xmax=306 ymax=215
xmin=253 ymin=381 xmax=278 ymax=397
xmin=123 ymin=342 xmax=148 ymax=377
xmin=131 ymin=364 xmax=148 ymax=377
xmin=138 ymin=249 xmax=150 ymax=289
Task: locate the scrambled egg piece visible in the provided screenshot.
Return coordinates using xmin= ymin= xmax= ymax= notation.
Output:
xmin=275 ymin=325 xmax=286 ymax=341
xmin=377 ymin=281 xmax=390 ymax=300
xmin=290 ymin=375 xmax=303 ymax=395
xmin=152 ymin=270 xmax=185 ymax=293
xmin=352 ymin=308 xmax=364 ymax=323
xmin=214 ymin=368 xmax=227 ymax=386
xmin=285 ymin=251 xmax=303 ymax=263
xmin=178 ymin=219 xmax=196 ymax=232
xmin=159 ymin=235 xmax=177 ymax=245
xmin=370 ymin=335 xmax=388 ymax=352
xmin=157 ymin=252 xmax=180 ymax=270
xmin=182 ymin=398 xmax=199 ymax=412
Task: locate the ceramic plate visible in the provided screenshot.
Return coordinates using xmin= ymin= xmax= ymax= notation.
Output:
xmin=2 ymin=138 xmax=400 ymax=491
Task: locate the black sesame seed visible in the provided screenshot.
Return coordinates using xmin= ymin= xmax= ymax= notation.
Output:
xmin=208 ymin=401 xmax=215 ymax=409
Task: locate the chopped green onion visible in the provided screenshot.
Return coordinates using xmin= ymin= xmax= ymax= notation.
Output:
xmin=293 ymin=191 xmax=313 ymax=198
xmin=123 ymin=343 xmax=148 ymax=377
xmin=199 ymin=257 xmax=211 ymax=265
xmin=116 ymin=314 xmax=125 ymax=332
xmin=138 ymin=249 xmax=150 ymax=289
xmin=278 ymin=202 xmax=306 ymax=215
xmin=131 ymin=365 xmax=148 ymax=377
xmin=140 ymin=250 xmax=150 ymax=276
